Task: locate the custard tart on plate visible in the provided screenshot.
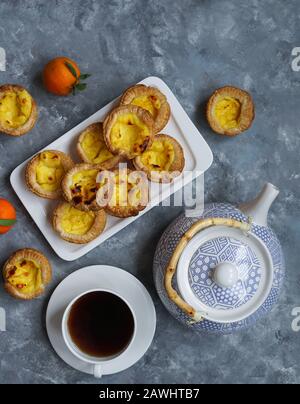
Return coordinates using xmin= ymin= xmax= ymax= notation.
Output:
xmin=26 ymin=150 xmax=74 ymax=200
xmin=0 ymin=84 xmax=38 ymax=137
xmin=133 ymin=134 xmax=185 ymax=183
xmin=120 ymin=84 xmax=170 ymax=133
xmin=96 ymin=168 xmax=149 ymax=218
xmin=77 ymin=122 xmax=122 ymax=169
xmin=103 ymin=105 xmax=154 ymax=160
xmin=206 ymin=86 xmax=255 ymax=136
xmin=3 ymin=248 xmax=52 ymax=300
xmin=62 ymin=163 xmax=102 ymax=211
xmin=53 ymin=202 xmax=106 ymax=244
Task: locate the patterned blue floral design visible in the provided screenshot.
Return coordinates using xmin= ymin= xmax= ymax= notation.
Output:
xmin=153 ymin=203 xmax=285 ymax=334
xmin=189 ymin=236 xmax=262 ymax=310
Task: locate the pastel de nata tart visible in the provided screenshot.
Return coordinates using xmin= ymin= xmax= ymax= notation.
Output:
xmin=3 ymin=248 xmax=52 ymax=300
xmin=103 ymin=105 xmax=154 ymax=160
xmin=0 ymin=84 xmax=38 ymax=137
xmin=120 ymin=84 xmax=171 ymax=133
xmin=206 ymin=86 xmax=255 ymax=136
xmin=96 ymin=168 xmax=149 ymax=218
xmin=62 ymin=163 xmax=102 ymax=212
xmin=52 ymin=202 xmax=106 ymax=244
xmin=26 ymin=150 xmax=74 ymax=200
xmin=134 ymin=134 xmax=185 ymax=183
xmin=77 ymin=122 xmax=122 ymax=169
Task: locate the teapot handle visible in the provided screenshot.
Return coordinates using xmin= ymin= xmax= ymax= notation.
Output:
xmin=165 ymin=217 xmax=252 ymax=323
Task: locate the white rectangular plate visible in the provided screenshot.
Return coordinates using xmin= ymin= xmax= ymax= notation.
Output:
xmin=10 ymin=77 xmax=213 ymax=261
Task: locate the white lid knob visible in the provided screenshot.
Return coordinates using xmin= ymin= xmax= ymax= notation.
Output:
xmin=213 ymin=262 xmax=239 ymax=288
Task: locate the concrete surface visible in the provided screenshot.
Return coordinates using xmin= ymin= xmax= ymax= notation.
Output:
xmin=0 ymin=0 xmax=299 ymax=384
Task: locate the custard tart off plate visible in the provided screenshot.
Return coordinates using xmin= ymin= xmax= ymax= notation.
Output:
xmin=120 ymin=84 xmax=171 ymax=133
xmin=103 ymin=105 xmax=154 ymax=160
xmin=206 ymin=86 xmax=255 ymax=136
xmin=0 ymin=84 xmax=38 ymax=137
xmin=77 ymin=122 xmax=122 ymax=169
xmin=26 ymin=150 xmax=74 ymax=200
xmin=3 ymin=248 xmax=52 ymax=300
xmin=53 ymin=202 xmax=107 ymax=244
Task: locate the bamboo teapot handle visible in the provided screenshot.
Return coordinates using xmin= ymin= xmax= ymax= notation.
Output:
xmin=164 ymin=217 xmax=252 ymax=323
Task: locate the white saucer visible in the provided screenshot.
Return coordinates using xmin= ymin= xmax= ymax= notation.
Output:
xmin=46 ymin=265 xmax=156 ymax=376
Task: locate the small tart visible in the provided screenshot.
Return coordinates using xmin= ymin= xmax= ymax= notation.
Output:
xmin=52 ymin=202 xmax=106 ymax=244
xmin=206 ymin=86 xmax=255 ymax=136
xmin=62 ymin=163 xmax=102 ymax=211
xmin=0 ymin=84 xmax=38 ymax=137
xmin=96 ymin=168 xmax=149 ymax=218
xmin=77 ymin=122 xmax=122 ymax=169
xmin=120 ymin=84 xmax=171 ymax=133
xmin=25 ymin=150 xmax=74 ymax=200
xmin=103 ymin=105 xmax=154 ymax=160
xmin=3 ymin=248 xmax=52 ymax=300
xmin=133 ymin=134 xmax=185 ymax=183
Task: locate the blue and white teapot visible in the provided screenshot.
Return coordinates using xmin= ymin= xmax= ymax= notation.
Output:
xmin=153 ymin=183 xmax=285 ymax=334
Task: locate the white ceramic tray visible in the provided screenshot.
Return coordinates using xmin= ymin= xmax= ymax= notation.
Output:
xmin=10 ymin=76 xmax=213 ymax=261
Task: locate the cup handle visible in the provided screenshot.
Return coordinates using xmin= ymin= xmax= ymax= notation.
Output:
xmin=93 ymin=364 xmax=102 ymax=378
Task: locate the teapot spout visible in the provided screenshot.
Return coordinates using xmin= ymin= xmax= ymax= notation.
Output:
xmin=239 ymin=183 xmax=279 ymax=227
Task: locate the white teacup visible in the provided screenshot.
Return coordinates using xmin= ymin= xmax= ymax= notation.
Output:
xmin=62 ymin=288 xmax=136 ymax=378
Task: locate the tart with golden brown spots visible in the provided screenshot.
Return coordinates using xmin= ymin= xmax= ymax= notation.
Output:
xmin=0 ymin=84 xmax=38 ymax=137
xmin=3 ymin=248 xmax=52 ymax=300
xmin=25 ymin=150 xmax=74 ymax=200
xmin=96 ymin=168 xmax=149 ymax=218
xmin=133 ymin=134 xmax=185 ymax=183
xmin=52 ymin=202 xmax=107 ymax=244
xmin=103 ymin=105 xmax=154 ymax=160
xmin=77 ymin=122 xmax=122 ymax=169
xmin=206 ymin=86 xmax=255 ymax=136
xmin=62 ymin=163 xmax=102 ymax=212
xmin=120 ymin=84 xmax=171 ymax=133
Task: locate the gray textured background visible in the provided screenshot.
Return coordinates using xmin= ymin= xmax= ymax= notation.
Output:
xmin=0 ymin=0 xmax=299 ymax=384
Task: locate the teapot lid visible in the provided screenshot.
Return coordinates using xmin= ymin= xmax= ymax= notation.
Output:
xmin=176 ymin=225 xmax=273 ymax=324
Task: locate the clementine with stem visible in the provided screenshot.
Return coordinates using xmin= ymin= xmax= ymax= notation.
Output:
xmin=43 ymin=57 xmax=90 ymax=96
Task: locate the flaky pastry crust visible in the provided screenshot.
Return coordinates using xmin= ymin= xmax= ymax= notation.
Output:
xmin=77 ymin=122 xmax=123 ymax=169
xmin=97 ymin=168 xmax=149 ymax=218
xmin=120 ymin=84 xmax=170 ymax=133
xmin=25 ymin=150 xmax=74 ymax=200
xmin=0 ymin=84 xmax=38 ymax=137
xmin=206 ymin=86 xmax=255 ymax=136
xmin=61 ymin=163 xmax=103 ymax=212
xmin=3 ymin=248 xmax=52 ymax=300
xmin=133 ymin=134 xmax=185 ymax=183
xmin=52 ymin=202 xmax=107 ymax=244
xmin=103 ymin=105 xmax=154 ymax=160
